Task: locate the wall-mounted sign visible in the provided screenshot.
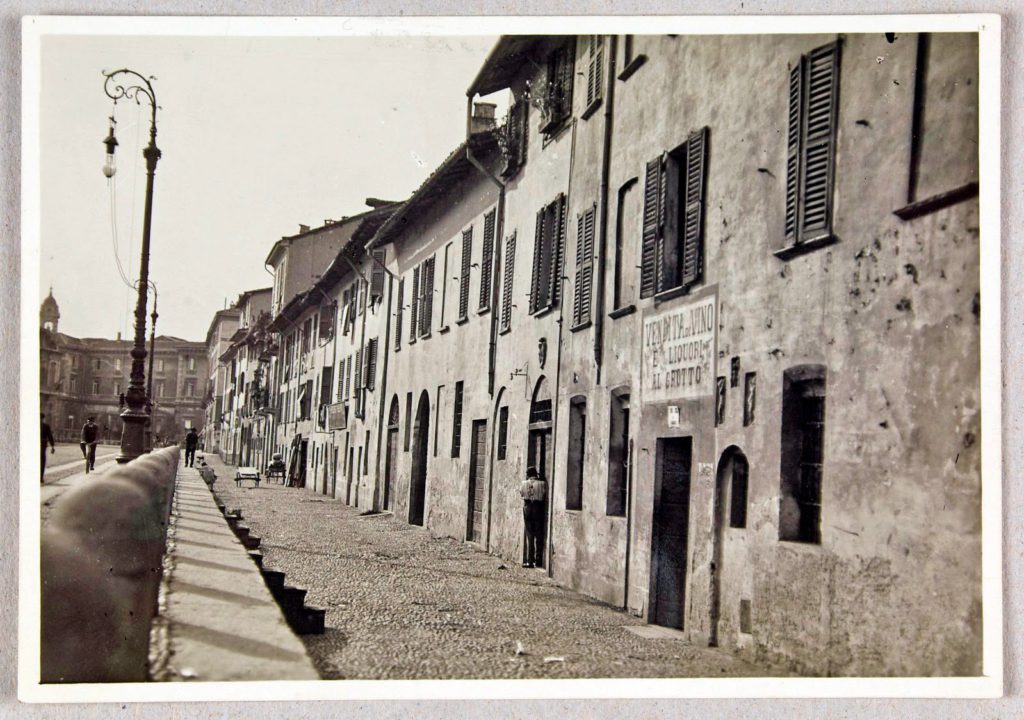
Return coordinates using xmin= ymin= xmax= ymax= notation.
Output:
xmin=642 ymin=292 xmax=717 ymax=402
xmin=667 ymin=405 xmax=680 ymax=427
xmin=697 ymin=462 xmax=714 ymax=485
xmin=744 ymin=372 xmax=757 ymax=427
xmin=327 ymin=402 xmax=348 ymax=430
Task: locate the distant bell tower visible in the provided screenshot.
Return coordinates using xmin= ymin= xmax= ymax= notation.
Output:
xmin=40 ymin=287 xmax=60 ymax=332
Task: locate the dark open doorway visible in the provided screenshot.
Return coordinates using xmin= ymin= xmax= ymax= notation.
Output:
xmin=650 ymin=436 xmax=693 ymax=630
xmin=409 ymin=390 xmax=430 ymax=526
xmin=526 ymin=376 xmax=553 ymax=569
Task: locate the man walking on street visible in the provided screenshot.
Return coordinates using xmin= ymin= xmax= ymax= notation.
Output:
xmin=40 ymin=413 xmax=55 ymax=482
xmin=520 ymin=466 xmax=547 ymax=568
xmin=184 ymin=427 xmax=199 ymax=467
xmin=80 ymin=416 xmax=99 ymax=473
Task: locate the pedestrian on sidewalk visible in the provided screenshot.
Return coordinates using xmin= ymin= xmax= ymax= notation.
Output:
xmin=40 ymin=413 xmax=55 ymax=482
xmin=184 ymin=427 xmax=199 ymax=467
xmin=80 ymin=416 xmax=99 ymax=472
xmin=520 ymin=466 xmax=547 ymax=568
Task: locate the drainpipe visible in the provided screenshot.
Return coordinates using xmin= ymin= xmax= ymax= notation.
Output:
xmin=594 ymin=35 xmax=617 ymax=386
xmin=546 ymin=115 xmax=579 ymax=579
xmin=356 ymin=255 xmax=370 ymax=507
xmin=372 ymin=269 xmax=394 ymax=511
xmin=464 ymin=96 xmax=506 ymax=399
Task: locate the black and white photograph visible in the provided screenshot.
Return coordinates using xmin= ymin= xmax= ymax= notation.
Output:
xmin=18 ymin=13 xmax=1002 ymax=704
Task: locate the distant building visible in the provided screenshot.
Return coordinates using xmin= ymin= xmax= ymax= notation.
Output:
xmin=202 ymin=306 xmax=241 ymax=455
xmin=39 ymin=289 xmax=208 ymax=444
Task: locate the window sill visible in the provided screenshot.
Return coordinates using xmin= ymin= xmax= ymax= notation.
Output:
xmin=773 ymin=233 xmax=839 ymax=261
xmin=569 ymin=319 xmax=592 ymax=333
xmin=581 ymin=97 xmax=602 ymax=121
xmin=608 ymin=304 xmax=636 ymax=320
xmin=530 ymin=303 xmax=559 ymax=320
xmin=418 ymin=332 xmax=431 ymax=341
xmin=439 ymin=325 xmax=450 ymax=335
xmin=477 ymin=306 xmax=491 ymax=316
xmin=455 ymin=316 xmax=469 ymax=326
xmin=654 ymin=283 xmax=700 ymax=305
xmin=617 ymin=54 xmax=647 ymax=81
xmin=498 ymin=325 xmax=511 ymax=336
xmin=565 ymin=507 xmax=582 ymax=514
xmin=894 ymin=182 xmax=978 ymax=221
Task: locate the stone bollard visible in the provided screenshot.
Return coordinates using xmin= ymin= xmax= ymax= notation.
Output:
xmin=40 ymin=446 xmax=181 ymax=683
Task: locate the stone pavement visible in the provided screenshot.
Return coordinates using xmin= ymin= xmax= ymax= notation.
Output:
xmin=203 ymin=454 xmax=787 ymax=680
xmin=152 ymin=460 xmax=319 ymax=681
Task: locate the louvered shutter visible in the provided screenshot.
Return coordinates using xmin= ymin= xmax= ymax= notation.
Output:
xmin=420 ymin=256 xmax=434 ymax=336
xmin=501 ymin=232 xmax=516 ymax=331
xmin=395 ymin=277 xmax=404 ymax=351
xmin=586 ymin=36 xmax=603 ymax=107
xmin=558 ymin=41 xmax=575 ymax=120
xmin=459 ymin=228 xmax=472 ymax=320
xmin=366 ymin=338 xmax=378 ymax=391
xmin=370 ymin=249 xmax=386 ymax=300
xmin=336 ymin=360 xmax=345 ymax=401
xmin=409 ymin=266 xmax=420 ymax=342
xmin=516 ymin=101 xmax=528 ymax=167
xmin=529 ymin=209 xmax=544 ymax=313
xmin=681 ymin=127 xmax=708 ymax=287
xmin=549 ymin=194 xmax=567 ymax=307
xmin=800 ymin=42 xmax=840 ymax=240
xmin=320 ymin=366 xmax=333 ymax=407
xmin=785 ymin=62 xmax=803 ymax=244
xmin=640 ymin=157 xmax=662 ymax=298
xmin=479 ymin=210 xmax=496 ymax=311
xmin=573 ymin=205 xmax=596 ymax=326
xmin=354 ymin=347 xmax=363 ymax=394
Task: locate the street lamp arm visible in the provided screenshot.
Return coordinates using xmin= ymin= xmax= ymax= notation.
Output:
xmin=103 ymin=68 xmax=159 ymax=126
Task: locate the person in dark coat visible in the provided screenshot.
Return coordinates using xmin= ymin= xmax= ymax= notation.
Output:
xmin=80 ymin=416 xmax=99 ymax=472
xmin=40 ymin=413 xmax=55 ymax=482
xmin=184 ymin=427 xmax=199 ymax=467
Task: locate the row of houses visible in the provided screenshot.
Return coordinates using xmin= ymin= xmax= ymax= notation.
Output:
xmin=202 ymin=33 xmax=981 ymax=676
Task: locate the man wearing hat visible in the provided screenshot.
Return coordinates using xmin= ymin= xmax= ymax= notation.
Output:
xmin=520 ymin=466 xmax=547 ymax=568
xmin=80 ymin=416 xmax=99 ymax=473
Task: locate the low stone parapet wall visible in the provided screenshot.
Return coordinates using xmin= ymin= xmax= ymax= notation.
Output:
xmin=40 ymin=447 xmax=180 ymax=683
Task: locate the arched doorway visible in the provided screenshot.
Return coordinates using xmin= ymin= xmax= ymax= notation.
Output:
xmin=526 ymin=376 xmax=552 ymax=569
xmin=710 ymin=445 xmax=749 ymax=646
xmin=409 ymin=390 xmax=430 ymax=526
xmin=384 ymin=395 xmax=400 ymax=512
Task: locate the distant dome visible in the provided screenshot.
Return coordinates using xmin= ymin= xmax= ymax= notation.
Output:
xmin=40 ymin=287 xmax=60 ymax=332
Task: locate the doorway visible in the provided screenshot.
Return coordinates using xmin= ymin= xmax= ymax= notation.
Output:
xmin=650 ymin=436 xmax=693 ymax=630
xmin=297 ymin=439 xmax=308 ymax=489
xmin=467 ymin=419 xmax=487 ymax=544
xmin=384 ymin=396 xmax=400 ymax=512
xmin=710 ymin=446 xmax=749 ymax=646
xmin=526 ymin=376 xmax=553 ymax=569
xmin=409 ymin=390 xmax=430 ymax=526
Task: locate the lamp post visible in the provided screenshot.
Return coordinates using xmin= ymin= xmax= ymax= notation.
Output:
xmin=103 ymin=68 xmax=162 ymax=463
xmin=145 ymin=282 xmax=159 ymax=451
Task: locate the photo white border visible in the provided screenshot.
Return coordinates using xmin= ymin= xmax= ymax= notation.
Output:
xmin=18 ymin=12 xmax=1003 ymax=703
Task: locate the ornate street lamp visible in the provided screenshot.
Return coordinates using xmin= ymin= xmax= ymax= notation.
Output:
xmin=102 ymin=68 xmax=162 ymax=463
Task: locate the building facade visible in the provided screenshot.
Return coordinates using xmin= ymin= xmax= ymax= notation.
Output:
xmin=40 ymin=289 xmax=208 ymax=444
xmin=202 ymin=307 xmax=240 ymax=454
xmin=203 ymin=32 xmax=982 ymax=677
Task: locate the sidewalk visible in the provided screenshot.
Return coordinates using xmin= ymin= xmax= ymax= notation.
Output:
xmin=203 ymin=454 xmax=786 ymax=680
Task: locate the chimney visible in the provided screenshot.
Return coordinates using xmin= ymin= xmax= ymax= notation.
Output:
xmin=299 ymin=224 xmax=310 ymax=234
xmin=117 ymin=331 xmax=121 ymax=341
xmin=471 ymin=102 xmax=497 ymax=135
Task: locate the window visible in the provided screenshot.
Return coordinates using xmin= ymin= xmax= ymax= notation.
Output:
xmin=640 ymin=127 xmax=709 ymax=298
xmin=187 ymin=356 xmax=196 ymax=373
xmin=404 ymin=391 xmax=412 ymax=451
xmin=779 ymin=365 xmax=826 ymax=544
xmin=479 ymin=210 xmax=496 ymax=312
xmin=500 ymin=232 xmax=517 ymax=333
xmin=301 ymin=318 xmax=312 ymax=354
xmin=501 ymin=100 xmax=528 ymax=178
xmin=612 ymin=178 xmax=639 ymax=312
xmin=156 ymin=358 xmax=164 ymax=373
xmin=113 ymin=381 xmax=121 ymax=396
xmin=566 ymin=396 xmax=586 ymax=511
xmin=318 ymin=305 xmax=336 ymax=342
xmin=530 ymin=194 xmax=567 ymax=314
xmin=583 ymin=35 xmax=604 ymax=116
xmin=458 ymin=227 xmax=473 ymax=322
xmin=541 ymin=39 xmax=575 ymax=133
xmin=185 ymin=381 xmax=195 ymax=398
xmin=440 ymin=242 xmax=452 ymax=329
xmin=606 ymin=391 xmax=630 ymax=517
xmin=343 ymin=355 xmax=353 ymax=402
xmin=619 ymin=35 xmax=647 ymax=81
xmin=395 ymin=278 xmax=405 ymax=351
xmin=729 ymin=454 xmax=750 ymax=529
xmin=299 ymin=379 xmax=313 ymax=420
xmin=370 ymin=249 xmax=386 ymax=301
xmin=353 ymin=349 xmax=363 ymax=407
xmin=409 ymin=267 xmax=419 ymax=344
xmin=782 ymin=41 xmax=841 ymax=255
xmin=418 ymin=256 xmax=435 ymax=337
xmin=364 ymin=338 xmax=378 ymax=391
xmin=363 ymin=430 xmax=370 ymax=475
xmin=114 ymin=358 xmax=122 ymax=371
xmin=572 ymin=203 xmax=597 ymax=328
xmin=497 ymin=406 xmax=509 ymax=460
xmin=320 ymin=365 xmax=334 ymax=408
xmin=451 ymin=381 xmax=464 ymax=457
xmin=93 ymin=359 xmax=101 ymax=371
xmin=157 ymin=381 xmax=165 ymax=398
xmin=69 ymin=375 xmax=77 ymax=393
xmin=341 ymin=288 xmax=351 ymax=336
xmin=434 ymin=385 xmax=444 ymax=457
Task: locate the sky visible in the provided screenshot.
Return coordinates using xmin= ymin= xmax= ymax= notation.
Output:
xmin=38 ymin=31 xmax=502 ymax=342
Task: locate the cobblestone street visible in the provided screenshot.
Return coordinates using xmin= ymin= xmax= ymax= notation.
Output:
xmin=203 ymin=455 xmax=786 ymax=680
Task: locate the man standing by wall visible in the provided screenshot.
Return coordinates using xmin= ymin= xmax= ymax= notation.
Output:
xmin=40 ymin=413 xmax=55 ymax=482
xmin=80 ymin=416 xmax=98 ymax=473
xmin=520 ymin=466 xmax=547 ymax=568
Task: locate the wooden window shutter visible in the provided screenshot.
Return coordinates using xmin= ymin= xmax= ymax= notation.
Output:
xmin=354 ymin=347 xmax=363 ymax=394
xmin=549 ymin=194 xmax=567 ymax=307
xmin=586 ymin=36 xmax=603 ymax=107
xmin=336 ymin=360 xmax=345 ymax=401
xmin=395 ymin=277 xmax=404 ymax=351
xmin=479 ymin=210 xmax=496 ymax=311
xmin=640 ymin=156 xmax=663 ymax=298
xmin=366 ymin=337 xmax=378 ymax=391
xmin=516 ymin=101 xmax=528 ymax=167
xmin=343 ymin=355 xmax=352 ymax=400
xmin=530 ymin=209 xmax=545 ymax=313
xmin=785 ymin=61 xmax=803 ymax=244
xmin=459 ymin=228 xmax=473 ymax=320
xmin=501 ymin=232 xmax=517 ymax=331
xmin=559 ymin=41 xmax=576 ymax=119
xmin=800 ymin=42 xmax=840 ymax=240
xmin=681 ymin=127 xmax=709 ymax=287
xmin=370 ymin=249 xmax=386 ymax=300
xmin=320 ymin=365 xmax=333 ymax=407
xmin=573 ymin=205 xmax=596 ymax=326
xmin=420 ymin=256 xmax=435 ymax=336
xmin=409 ymin=266 xmax=420 ymax=342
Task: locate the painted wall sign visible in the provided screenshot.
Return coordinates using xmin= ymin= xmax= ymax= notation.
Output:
xmin=642 ymin=292 xmax=717 ymax=402
xmin=667 ymin=406 xmax=680 ymax=427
